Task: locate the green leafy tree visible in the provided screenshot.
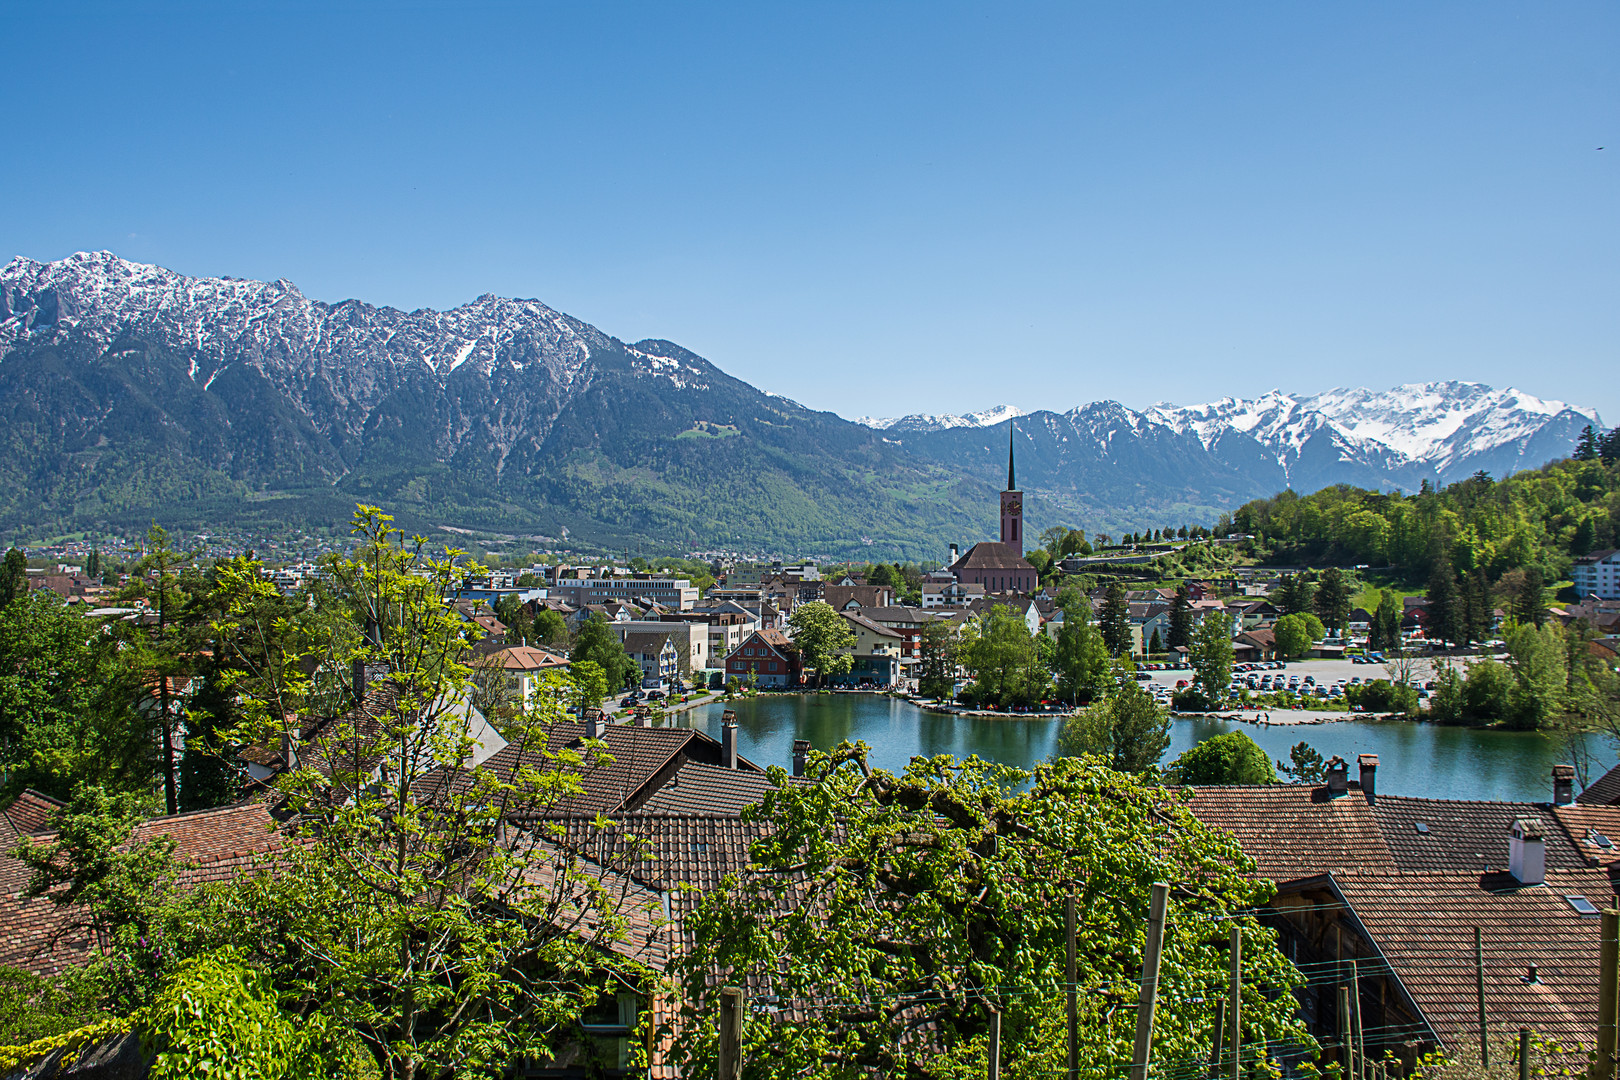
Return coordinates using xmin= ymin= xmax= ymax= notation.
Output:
xmin=0 ymin=592 xmax=147 ymax=801
xmin=531 ymin=607 xmax=569 ymax=647
xmin=1190 ymin=612 xmax=1234 ymax=706
xmin=1506 ymin=621 xmax=1568 ymax=729
xmin=865 ymin=563 xmax=897 ymax=588
xmin=493 ymin=593 xmax=533 ymax=642
xmin=1052 ymin=589 xmax=1109 ymax=705
xmin=786 ymin=600 xmax=856 ymax=687
xmin=1276 ymin=741 xmax=1326 ymax=783
xmin=570 ymin=613 xmax=638 ymax=690
xmin=1346 ymin=679 xmax=1419 ymax=715
xmin=1099 ymin=584 xmax=1131 ymax=656
xmin=961 ymin=605 xmax=1047 ymax=708
xmin=1273 ymin=612 xmax=1325 ymax=660
xmin=0 ymin=548 xmax=26 ymax=608
xmin=1313 ymin=567 xmax=1351 ymax=634
xmin=1057 ymin=675 xmax=1170 ymax=773
xmin=567 ymin=658 xmax=610 ymax=712
xmin=1511 ymin=567 xmax=1546 ymax=628
xmin=917 ymin=619 xmax=958 ymax=699
xmin=190 ymin=506 xmax=665 ymax=1078
xmin=145 ymin=953 xmax=329 ymax=1080
xmin=1166 ymin=731 xmax=1276 ymax=784
xmin=1167 ymin=582 xmax=1194 ymax=650
xmin=672 ymin=749 xmax=1313 ymax=1079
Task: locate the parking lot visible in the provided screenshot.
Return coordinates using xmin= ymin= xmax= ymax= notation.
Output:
xmin=1132 ymin=655 xmax=1459 ymax=723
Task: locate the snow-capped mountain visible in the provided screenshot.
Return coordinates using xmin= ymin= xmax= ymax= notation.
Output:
xmin=854 ymin=404 xmax=1026 ymax=433
xmin=0 ymin=251 xmax=986 ymax=553
xmin=867 ymin=384 xmax=1600 ymax=493
xmin=0 ymin=251 xmax=1602 ymax=548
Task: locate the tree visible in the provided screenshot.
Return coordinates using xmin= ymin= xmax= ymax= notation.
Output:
xmin=1313 ymin=568 xmax=1351 ymax=634
xmin=1167 ymin=582 xmax=1194 ymax=651
xmin=567 ymin=659 xmax=609 ymax=712
xmin=1461 ymin=568 xmax=1491 ymax=645
xmin=570 ymin=613 xmax=637 ymax=690
xmin=865 ymin=563 xmax=896 ymax=588
xmin=1425 ymin=565 xmax=1462 ymax=648
xmin=0 ymin=548 xmax=26 ymax=608
xmin=1506 ymin=621 xmax=1568 ymax=729
xmin=917 ymin=619 xmax=958 ymax=700
xmin=0 ymin=591 xmax=147 ymax=801
xmin=1166 ymin=731 xmax=1276 ymax=784
xmin=531 ymin=607 xmax=569 ymax=647
xmin=1052 ymin=590 xmax=1110 ymax=706
xmin=1573 ymin=516 xmax=1599 ymax=557
xmin=1276 ymin=741 xmax=1326 ymax=783
xmin=1057 ymin=675 xmax=1170 ymax=773
xmin=961 ymin=605 xmax=1047 ymax=709
xmin=121 ymin=524 xmax=204 ymax=815
xmin=1369 ymin=590 xmax=1402 ymax=653
xmin=86 ymin=546 xmax=101 ymax=579
xmin=194 ymin=506 xmax=662 ymax=1077
xmin=1273 ymin=574 xmax=1315 ymax=616
xmin=1511 ymin=567 xmax=1546 ymax=628
xmin=1273 ymin=612 xmax=1325 ymax=660
xmin=1147 ymin=628 xmax=1162 ymax=654
xmin=494 ymin=594 xmax=533 ymax=642
xmin=1190 ymin=612 xmax=1234 ymax=706
xmin=1099 ymin=584 xmax=1131 ymax=656
xmin=672 ymin=749 xmax=1313 ymax=1078
xmin=1576 ymin=424 xmax=1600 ymax=461
xmin=786 ymin=600 xmax=856 ymax=687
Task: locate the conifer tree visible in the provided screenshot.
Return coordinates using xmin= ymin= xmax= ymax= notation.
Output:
xmin=1313 ymin=567 xmax=1351 ymax=634
xmin=1167 ymin=582 xmax=1194 ymax=650
xmin=1099 ymin=583 xmax=1131 ymax=656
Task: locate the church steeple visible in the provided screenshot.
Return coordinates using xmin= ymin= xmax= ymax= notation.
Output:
xmin=1000 ymin=421 xmax=1023 ymax=552
xmin=1006 ymin=422 xmax=1016 ymax=491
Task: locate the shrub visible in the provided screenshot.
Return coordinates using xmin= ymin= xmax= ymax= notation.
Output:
xmin=1165 ymin=731 xmax=1276 ymax=785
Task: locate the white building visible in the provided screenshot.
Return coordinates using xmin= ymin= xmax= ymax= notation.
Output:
xmin=1573 ymin=549 xmax=1620 ymax=601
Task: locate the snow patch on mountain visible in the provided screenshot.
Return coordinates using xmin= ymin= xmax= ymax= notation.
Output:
xmin=855 ymin=404 xmax=1025 ymax=433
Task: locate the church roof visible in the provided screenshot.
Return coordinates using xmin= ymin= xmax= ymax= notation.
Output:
xmin=950 ymin=542 xmax=1033 ymax=573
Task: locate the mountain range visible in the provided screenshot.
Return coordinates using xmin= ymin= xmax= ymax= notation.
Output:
xmin=0 ymin=252 xmax=1602 ymax=556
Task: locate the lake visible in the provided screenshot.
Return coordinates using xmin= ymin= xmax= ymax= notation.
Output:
xmin=670 ymin=694 xmax=1612 ymax=803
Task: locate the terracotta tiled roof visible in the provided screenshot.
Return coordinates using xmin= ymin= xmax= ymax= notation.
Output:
xmin=1549 ymin=804 xmax=1620 ymax=866
xmin=1182 ymin=785 xmax=1396 ymax=878
xmin=1328 ymin=868 xmax=1619 ymax=1054
xmin=1371 ymin=797 xmax=1591 ymax=874
xmin=949 ymin=542 xmax=1033 ymax=572
xmin=0 ymin=800 xmax=282 ymax=977
xmin=2 ymin=790 xmax=65 ymax=835
xmin=638 ymin=761 xmax=808 ymax=816
xmin=483 ymin=645 xmax=570 ymax=672
xmin=1577 ymin=762 xmax=1620 ymax=806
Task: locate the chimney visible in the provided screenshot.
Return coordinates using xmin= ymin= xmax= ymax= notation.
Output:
xmin=721 ymin=709 xmax=738 ymax=770
xmin=1509 ymin=817 xmax=1546 ymax=886
xmin=352 ymin=658 xmax=367 ymax=703
xmin=1357 ymin=754 xmax=1378 ymax=803
xmin=949 ymin=543 xmax=959 ymax=565
xmin=586 ymin=709 xmax=607 ymax=739
xmin=1553 ymin=764 xmax=1576 ymax=806
xmin=792 ymin=739 xmax=811 ymax=778
xmin=280 ymin=712 xmax=299 ymax=770
xmin=635 ymin=706 xmax=652 ymax=728
xmin=1324 ymin=755 xmax=1349 ymax=796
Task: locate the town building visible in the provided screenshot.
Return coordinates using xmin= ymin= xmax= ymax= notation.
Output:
xmin=613 ymin=620 xmax=709 ymax=677
xmin=477 ymin=645 xmax=571 ymax=707
xmin=723 ymin=628 xmax=803 ymax=687
xmin=1573 ymin=549 xmax=1620 ymax=600
xmin=947 ymin=426 xmax=1038 ymax=595
xmin=837 ymin=611 xmax=905 ymax=687
xmin=621 ymin=632 xmax=680 ymax=685
xmin=550 ymin=574 xmax=698 ymax=611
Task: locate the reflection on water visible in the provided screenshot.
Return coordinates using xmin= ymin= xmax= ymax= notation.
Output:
xmin=673 ymin=694 xmax=1613 ymax=803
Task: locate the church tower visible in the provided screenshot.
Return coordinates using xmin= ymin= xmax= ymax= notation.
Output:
xmin=1000 ymin=423 xmax=1023 ymax=553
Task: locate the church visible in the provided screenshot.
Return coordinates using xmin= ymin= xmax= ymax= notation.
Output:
xmin=947 ymin=425 xmax=1037 ymax=594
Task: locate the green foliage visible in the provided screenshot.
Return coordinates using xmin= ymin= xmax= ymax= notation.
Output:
xmin=1231 ymin=457 xmax=1620 ymax=593
xmin=1057 ymin=676 xmax=1170 ymax=773
xmin=1345 ymin=679 xmax=1419 ymax=715
xmin=0 ymin=967 xmax=100 ymax=1046
xmin=570 ymin=613 xmax=637 ymax=690
xmin=531 ymin=607 xmax=569 ymax=646
xmin=1272 ymin=573 xmax=1315 ymax=616
xmin=1506 ymin=621 xmax=1569 ymax=729
xmin=1276 ymin=741 xmax=1326 ymax=783
xmin=1099 ymin=584 xmax=1130 ymax=656
xmin=960 ymin=605 xmax=1048 ymax=709
xmin=787 ymin=601 xmax=855 ymax=685
xmin=1191 ymin=612 xmax=1234 ymax=706
xmin=672 ymin=750 xmax=1313 ymax=1079
xmin=1368 ymin=590 xmax=1403 ymax=652
xmin=0 ymin=591 xmax=149 ymax=801
xmin=1052 ymin=589 xmax=1110 ymax=704
xmin=1273 ymin=612 xmax=1326 ymax=659
xmin=145 ymin=954 xmax=323 ymax=1080
xmin=1166 ymin=731 xmax=1276 ymax=785
xmin=568 ymin=659 xmax=610 ymax=712
xmin=917 ymin=619 xmax=958 ymax=699
xmin=0 ymin=548 xmax=25 ymax=607
xmin=1167 ymin=582 xmax=1194 ymax=650
xmin=1313 ymin=567 xmax=1351 ymax=633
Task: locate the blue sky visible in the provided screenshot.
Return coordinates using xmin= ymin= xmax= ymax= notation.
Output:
xmin=2 ymin=2 xmax=1614 ymax=422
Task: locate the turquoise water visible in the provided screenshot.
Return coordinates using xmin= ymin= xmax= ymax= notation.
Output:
xmin=672 ymin=694 xmax=1611 ymax=803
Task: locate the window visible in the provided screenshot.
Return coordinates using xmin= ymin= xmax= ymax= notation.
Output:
xmin=769 ymin=662 xmax=778 ymax=672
